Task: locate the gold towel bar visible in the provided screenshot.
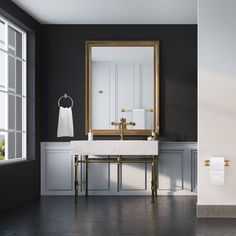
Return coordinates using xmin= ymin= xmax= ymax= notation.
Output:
xmin=121 ymin=108 xmax=153 ymax=112
xmin=204 ymin=160 xmax=230 ymax=166
xmin=58 ymin=93 xmax=74 ymax=108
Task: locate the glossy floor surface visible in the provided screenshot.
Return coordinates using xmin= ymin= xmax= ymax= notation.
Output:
xmin=0 ymin=196 xmax=236 ymax=236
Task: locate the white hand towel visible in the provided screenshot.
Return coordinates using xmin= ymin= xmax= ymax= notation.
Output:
xmin=57 ymin=107 xmax=74 ymax=137
xmin=132 ymin=109 xmax=145 ymax=129
xmin=210 ymin=157 xmax=225 ymax=186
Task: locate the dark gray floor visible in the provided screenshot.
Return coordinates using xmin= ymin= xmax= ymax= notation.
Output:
xmin=0 ymin=196 xmax=236 ymax=236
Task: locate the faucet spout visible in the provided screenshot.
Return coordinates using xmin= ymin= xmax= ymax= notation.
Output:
xmin=111 ymin=118 xmax=135 ymax=140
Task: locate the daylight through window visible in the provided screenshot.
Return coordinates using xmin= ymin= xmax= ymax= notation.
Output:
xmin=0 ymin=16 xmax=27 ymax=162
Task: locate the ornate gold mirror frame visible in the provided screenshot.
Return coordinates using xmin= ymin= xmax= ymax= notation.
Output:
xmin=85 ymin=40 xmax=160 ymax=136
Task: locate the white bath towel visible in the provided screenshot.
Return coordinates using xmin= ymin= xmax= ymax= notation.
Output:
xmin=57 ymin=107 xmax=74 ymax=137
xmin=132 ymin=109 xmax=145 ymax=129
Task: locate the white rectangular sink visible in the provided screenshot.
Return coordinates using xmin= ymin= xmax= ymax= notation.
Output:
xmin=70 ymin=140 xmax=158 ymax=156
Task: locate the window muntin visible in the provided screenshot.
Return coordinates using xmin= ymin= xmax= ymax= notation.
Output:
xmin=0 ymin=16 xmax=27 ymax=162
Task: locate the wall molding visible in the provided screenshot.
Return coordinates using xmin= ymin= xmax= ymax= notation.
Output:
xmin=41 ymin=141 xmax=197 ymax=196
xmin=41 ymin=142 xmax=74 ymax=195
xmin=86 ymin=161 xmax=110 ymax=191
xmin=119 ymin=163 xmax=147 ymax=191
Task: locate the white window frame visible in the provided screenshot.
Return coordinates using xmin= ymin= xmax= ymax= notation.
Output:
xmin=0 ymin=15 xmax=27 ymax=164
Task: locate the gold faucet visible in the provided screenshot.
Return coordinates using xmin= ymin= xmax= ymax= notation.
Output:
xmin=111 ymin=118 xmax=135 ymax=140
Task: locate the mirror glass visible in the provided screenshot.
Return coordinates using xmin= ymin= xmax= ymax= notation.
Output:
xmin=86 ymin=41 xmax=159 ymax=136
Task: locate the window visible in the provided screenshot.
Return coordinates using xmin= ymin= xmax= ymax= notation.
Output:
xmin=0 ymin=16 xmax=27 ymax=162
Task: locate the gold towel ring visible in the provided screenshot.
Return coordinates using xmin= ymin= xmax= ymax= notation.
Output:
xmin=58 ymin=94 xmax=74 ymax=108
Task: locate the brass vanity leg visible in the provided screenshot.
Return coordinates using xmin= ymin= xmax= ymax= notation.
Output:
xmin=74 ymin=155 xmax=79 ymax=203
xmin=151 ymin=155 xmax=158 ymax=204
xmin=85 ymin=155 xmax=88 ymax=197
xmin=151 ymin=156 xmax=155 ymax=203
xmin=117 ymin=155 xmax=122 ymax=192
xmin=154 ymin=155 xmax=158 ymax=200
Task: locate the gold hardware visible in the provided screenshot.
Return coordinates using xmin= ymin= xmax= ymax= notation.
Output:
xmin=58 ymin=93 xmax=74 ymax=108
xmin=74 ymin=155 xmax=79 ymax=203
xmin=204 ymin=160 xmax=230 ymax=166
xmin=74 ymin=154 xmax=158 ymax=204
xmin=111 ymin=117 xmax=136 ymax=140
xmin=151 ymin=130 xmax=157 ymax=140
xmin=151 ymin=155 xmax=158 ymax=203
xmin=121 ymin=108 xmax=153 ymax=112
xmin=85 ymin=155 xmax=88 ymax=196
xmin=117 ymin=155 xmax=122 ymax=162
xmin=204 ymin=160 xmax=210 ymax=166
xmin=225 ymin=160 xmax=230 ymax=166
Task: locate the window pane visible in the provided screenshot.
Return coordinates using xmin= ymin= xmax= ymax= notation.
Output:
xmin=8 ymin=55 xmax=15 ymax=90
xmin=16 ymin=132 xmax=22 ymax=158
xmin=8 ymin=26 xmax=15 ymax=48
xmin=0 ymin=50 xmax=6 ymax=88
xmin=0 ymin=92 xmax=6 ymax=129
xmin=16 ymin=96 xmax=22 ymax=131
xmin=0 ymin=20 xmax=5 ymax=49
xmin=8 ymin=94 xmax=15 ymax=130
xmin=16 ymin=31 xmax=22 ymax=58
xmin=16 ymin=59 xmax=22 ymax=95
xmin=0 ymin=132 xmax=6 ymax=161
xmin=8 ymin=47 xmax=16 ymax=56
xmin=0 ymin=19 xmax=27 ymax=162
xmin=8 ymin=132 xmax=15 ymax=159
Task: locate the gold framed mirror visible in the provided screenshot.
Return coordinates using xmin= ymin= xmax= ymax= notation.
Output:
xmin=85 ymin=40 xmax=160 ymax=136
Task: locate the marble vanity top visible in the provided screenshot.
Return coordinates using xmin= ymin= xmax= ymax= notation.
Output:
xmin=70 ymin=140 xmax=158 ymax=156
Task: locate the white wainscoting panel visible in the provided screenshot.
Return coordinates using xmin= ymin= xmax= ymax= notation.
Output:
xmin=158 ymin=142 xmax=197 ymax=195
xmin=46 ymin=151 xmax=72 ymax=190
xmin=119 ymin=163 xmax=148 ymax=191
xmin=158 ymin=150 xmax=183 ymax=190
xmin=41 ymin=142 xmax=74 ymax=195
xmin=87 ymin=160 xmax=110 ymax=191
xmin=41 ymin=142 xmax=197 ymax=196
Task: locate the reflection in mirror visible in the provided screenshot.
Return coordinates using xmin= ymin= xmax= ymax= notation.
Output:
xmin=86 ymin=41 xmax=159 ymax=136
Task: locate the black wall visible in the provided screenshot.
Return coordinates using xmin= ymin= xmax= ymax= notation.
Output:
xmin=40 ymin=25 xmax=197 ymax=141
xmin=0 ymin=0 xmax=40 ymax=211
xmin=0 ymin=2 xmax=196 ymax=211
